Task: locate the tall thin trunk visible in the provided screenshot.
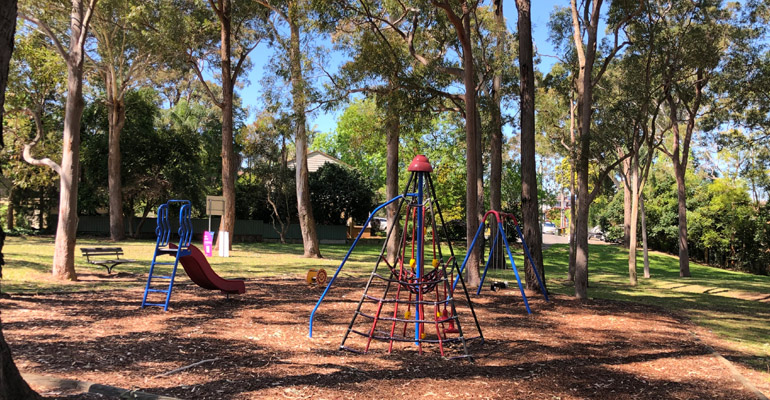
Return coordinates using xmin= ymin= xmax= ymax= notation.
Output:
xmin=385 ymin=92 xmax=399 ymax=265
xmin=571 ymin=0 xmax=601 ymax=300
xmin=641 ymin=194 xmax=650 ymax=278
xmin=51 ymin=0 xmax=94 ymax=281
xmin=433 ymin=1 xmax=480 ymax=286
xmin=489 ymin=1 xmax=504 ymax=270
xmin=461 ymin=8 xmax=480 ymax=288
xmin=490 ymin=2 xmax=503 ymax=214
xmin=568 ymin=97 xmax=577 ymax=282
xmin=215 ymin=0 xmax=236 ymax=251
xmin=516 ymin=0 xmax=544 ymax=291
xmin=674 ymin=161 xmax=690 ymax=277
xmin=567 ymin=166 xmax=577 ymax=282
xmin=106 ymin=72 xmax=126 ymax=241
xmin=622 ymin=157 xmax=631 ymax=248
xmin=289 ymin=1 xmax=320 ymax=258
xmin=628 ymin=147 xmax=639 ymax=285
xmin=5 ymin=188 xmax=12 ymax=231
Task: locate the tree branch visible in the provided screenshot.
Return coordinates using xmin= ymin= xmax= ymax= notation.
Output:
xmin=18 ymin=13 xmax=69 ymax=60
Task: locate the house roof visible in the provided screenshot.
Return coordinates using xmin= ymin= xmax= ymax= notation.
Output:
xmin=287 ymin=151 xmax=352 ymax=172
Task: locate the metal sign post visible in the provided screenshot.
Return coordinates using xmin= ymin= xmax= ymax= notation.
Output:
xmin=205 ymin=195 xmax=227 ymax=257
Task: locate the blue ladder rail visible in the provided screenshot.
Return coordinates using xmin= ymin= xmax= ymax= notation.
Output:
xmin=141 ymin=200 xmax=193 ymax=311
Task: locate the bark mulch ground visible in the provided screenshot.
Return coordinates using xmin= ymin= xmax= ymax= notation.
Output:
xmin=1 ymin=277 xmax=768 ymax=399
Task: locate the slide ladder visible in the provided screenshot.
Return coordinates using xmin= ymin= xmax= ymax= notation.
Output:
xmin=141 ymin=200 xmax=193 ymax=311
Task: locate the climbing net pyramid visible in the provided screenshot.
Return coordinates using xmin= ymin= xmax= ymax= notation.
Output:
xmin=338 ymin=155 xmax=483 ymax=358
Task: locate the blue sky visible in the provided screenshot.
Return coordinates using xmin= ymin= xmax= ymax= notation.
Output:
xmin=239 ymin=1 xmax=565 ymax=134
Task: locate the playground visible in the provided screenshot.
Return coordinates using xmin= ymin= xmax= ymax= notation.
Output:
xmin=0 ymin=235 xmax=768 ymax=399
xmin=1 ymin=158 xmax=769 ymax=399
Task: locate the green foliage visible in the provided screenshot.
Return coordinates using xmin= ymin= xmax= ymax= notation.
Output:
xmin=80 ymin=89 xmax=219 ymax=218
xmin=312 ymin=98 xmax=386 ymax=188
xmin=309 ymin=162 xmax=375 ymax=225
xmin=600 ymin=159 xmax=770 ymax=275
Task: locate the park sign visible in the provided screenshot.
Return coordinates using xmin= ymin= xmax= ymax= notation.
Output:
xmin=206 ymin=195 xmax=225 ymax=216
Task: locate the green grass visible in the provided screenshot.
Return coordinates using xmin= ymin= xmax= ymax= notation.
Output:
xmin=484 ymin=243 xmax=770 ymax=371
xmin=3 ymin=236 xmax=768 ymax=371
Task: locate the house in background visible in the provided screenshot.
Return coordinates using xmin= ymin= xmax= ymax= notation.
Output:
xmin=287 ymin=150 xmax=349 ymax=172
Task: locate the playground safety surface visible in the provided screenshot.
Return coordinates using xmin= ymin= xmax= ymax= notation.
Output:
xmin=2 ymin=276 xmax=768 ymax=399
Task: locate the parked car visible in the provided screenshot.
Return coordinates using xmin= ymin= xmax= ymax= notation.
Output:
xmin=367 ymin=217 xmax=388 ymax=232
xmin=542 ymin=222 xmax=558 ymax=235
xmin=588 ymin=225 xmax=605 ymax=241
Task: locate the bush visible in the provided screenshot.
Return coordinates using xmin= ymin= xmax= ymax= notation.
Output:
xmin=309 ymin=163 xmax=376 ymax=225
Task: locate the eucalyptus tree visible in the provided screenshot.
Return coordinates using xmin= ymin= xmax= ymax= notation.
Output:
xmin=164 ymin=0 xmax=267 ymax=250
xmin=19 ymin=0 xmax=98 ymax=280
xmin=653 ymin=0 xmax=730 ymax=277
xmin=256 ymin=0 xmax=322 ymax=258
xmin=88 ymin=0 xmax=164 ymax=241
xmin=550 ymin=0 xmax=641 ymax=298
xmin=514 ymin=0 xmax=545 ymax=291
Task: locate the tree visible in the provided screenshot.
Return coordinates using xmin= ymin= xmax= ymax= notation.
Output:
xmin=655 ymin=0 xmax=729 ymax=277
xmin=19 ymin=0 xmax=98 ymax=280
xmin=181 ymin=0 xmax=265 ymax=251
xmin=562 ymin=0 xmax=640 ymax=298
xmin=0 ymin=0 xmax=41 ymax=397
xmin=89 ymin=0 xmax=163 ymax=241
xmin=515 ymin=0 xmax=545 ymax=292
xmin=257 ymin=0 xmax=321 ymax=258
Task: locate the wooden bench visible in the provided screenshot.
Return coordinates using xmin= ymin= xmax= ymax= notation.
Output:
xmin=80 ymin=247 xmax=137 ymax=274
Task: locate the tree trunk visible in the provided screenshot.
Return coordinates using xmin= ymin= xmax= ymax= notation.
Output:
xmin=489 ymin=3 xmax=503 ymax=270
xmin=640 ymin=194 xmax=650 ymax=278
xmin=289 ymin=1 xmax=320 ymax=258
xmin=628 ymin=149 xmax=639 ymax=285
xmin=215 ymin=0 xmax=236 ymax=252
xmin=460 ymin=6 xmax=480 ymax=288
xmin=489 ymin=1 xmax=503 ymax=217
xmin=106 ymin=76 xmax=126 ymax=241
xmin=0 ymin=0 xmax=14 ymax=144
xmin=52 ymin=0 xmax=92 ymax=281
xmin=567 ymin=98 xmax=576 ymax=282
xmin=567 ymin=171 xmax=577 ymax=283
xmin=571 ymin=0 xmax=601 ymax=300
xmin=516 ymin=0 xmax=545 ymax=292
xmin=0 ymin=1 xmax=42 ymax=398
xmin=622 ymin=158 xmax=631 ymax=248
xmin=674 ymin=161 xmax=690 ymax=277
xmin=385 ymin=93 xmax=399 ymax=265
xmin=5 ymin=188 xmax=12 ymax=232
xmin=0 ymin=318 xmax=41 ymax=400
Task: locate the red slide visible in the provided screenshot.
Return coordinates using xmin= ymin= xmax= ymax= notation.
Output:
xmin=178 ymin=244 xmax=246 ymax=294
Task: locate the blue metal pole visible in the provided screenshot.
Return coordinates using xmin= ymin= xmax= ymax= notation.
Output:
xmin=477 ymin=229 xmax=500 ymax=295
xmin=415 ymin=172 xmax=424 ymax=344
xmin=309 ymin=195 xmax=405 ymax=337
xmin=514 ymin=223 xmax=550 ymax=301
xmin=499 ymin=222 xmax=532 ymax=314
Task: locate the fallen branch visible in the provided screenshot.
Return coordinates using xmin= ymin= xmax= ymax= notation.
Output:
xmin=151 ymin=358 xmax=219 ymax=379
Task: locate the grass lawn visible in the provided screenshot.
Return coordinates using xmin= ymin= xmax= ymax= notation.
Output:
xmin=3 ymin=235 xmax=768 ymax=371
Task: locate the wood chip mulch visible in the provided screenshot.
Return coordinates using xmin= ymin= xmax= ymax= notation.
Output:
xmin=1 ymin=277 xmax=768 ymax=399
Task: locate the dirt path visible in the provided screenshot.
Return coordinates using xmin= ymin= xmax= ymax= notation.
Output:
xmin=1 ymin=278 xmax=768 ymax=399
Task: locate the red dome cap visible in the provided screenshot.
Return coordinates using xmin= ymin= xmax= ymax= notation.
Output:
xmin=408 ymin=155 xmax=433 ymax=172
